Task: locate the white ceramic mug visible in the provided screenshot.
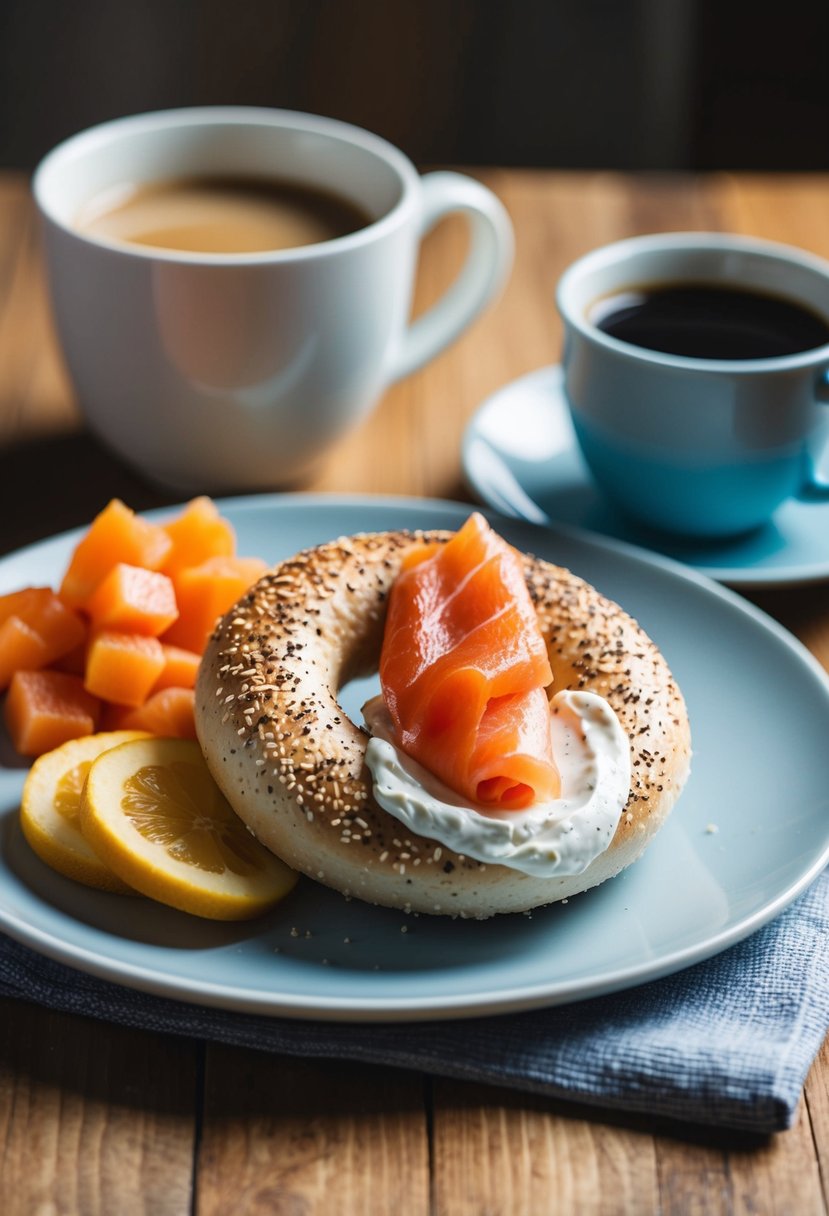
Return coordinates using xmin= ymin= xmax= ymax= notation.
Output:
xmin=557 ymin=232 xmax=829 ymax=537
xmin=34 ymin=107 xmax=513 ymax=492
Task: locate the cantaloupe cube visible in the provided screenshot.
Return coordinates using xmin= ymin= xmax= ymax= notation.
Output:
xmin=0 ymin=591 xmax=87 ymax=689
xmin=162 ymin=556 xmax=267 ymax=654
xmin=28 ymin=593 xmax=87 ymax=657
xmin=0 ymin=617 xmax=51 ymax=689
xmin=118 ymin=687 xmax=197 ymax=740
xmin=0 ymin=587 xmax=53 ymax=626
xmin=152 ymin=644 xmax=201 ymax=692
xmin=84 ymin=632 xmax=165 ymax=707
xmin=59 ymin=499 xmax=172 ymax=608
xmin=4 ymin=670 xmax=101 ymax=757
xmin=161 ymin=497 xmax=236 ymax=575
xmin=86 ymin=564 xmax=178 ymax=636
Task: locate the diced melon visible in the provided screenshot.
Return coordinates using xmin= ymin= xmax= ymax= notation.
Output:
xmin=4 ymin=670 xmax=101 ymax=757
xmin=84 ymin=631 xmax=165 ymax=707
xmin=59 ymin=499 xmax=172 ymax=608
xmin=117 ymin=687 xmax=197 ymax=740
xmin=0 ymin=590 xmax=87 ymax=689
xmin=0 ymin=617 xmax=51 ymax=690
xmin=86 ymin=564 xmax=178 ymax=637
xmin=28 ymin=593 xmax=87 ymax=656
xmin=162 ymin=556 xmax=267 ymax=654
xmin=152 ymin=644 xmax=201 ymax=692
xmin=162 ymin=497 xmax=236 ymax=575
xmin=0 ymin=587 xmax=53 ymax=626
xmin=1 ymin=499 xmax=266 ymax=759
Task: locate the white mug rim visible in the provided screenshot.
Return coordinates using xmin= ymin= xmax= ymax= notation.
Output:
xmin=32 ymin=105 xmax=422 ymax=266
xmin=556 ymin=231 xmax=829 ymax=375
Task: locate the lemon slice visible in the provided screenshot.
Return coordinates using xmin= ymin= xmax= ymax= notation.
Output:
xmin=20 ymin=730 xmax=150 ymax=893
xmin=79 ymin=737 xmax=298 ymax=920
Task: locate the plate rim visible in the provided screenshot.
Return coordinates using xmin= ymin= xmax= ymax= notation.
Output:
xmin=1 ymin=491 xmax=829 ymax=1022
xmin=462 ymin=364 xmax=829 ymax=590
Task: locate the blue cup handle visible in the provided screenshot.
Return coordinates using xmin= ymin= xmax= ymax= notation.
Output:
xmin=800 ymin=369 xmax=829 ymax=498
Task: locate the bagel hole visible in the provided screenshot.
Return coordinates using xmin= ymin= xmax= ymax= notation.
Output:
xmin=337 ymin=671 xmax=382 ymax=728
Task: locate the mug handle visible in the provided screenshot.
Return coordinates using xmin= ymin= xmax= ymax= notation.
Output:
xmin=388 ymin=171 xmax=514 ymax=382
xmin=801 ymin=369 xmax=829 ymax=497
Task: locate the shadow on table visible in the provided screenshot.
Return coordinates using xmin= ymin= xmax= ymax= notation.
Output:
xmin=0 ymin=429 xmax=181 ymax=557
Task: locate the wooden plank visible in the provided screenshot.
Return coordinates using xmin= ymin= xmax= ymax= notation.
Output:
xmin=654 ymin=1102 xmax=826 ymax=1216
xmin=0 ymin=998 xmax=198 ymax=1215
xmin=0 ymin=178 xmax=34 ymax=447
xmin=805 ymin=1038 xmax=829 ymax=1210
xmin=723 ymin=1102 xmax=827 ymax=1216
xmin=196 ymin=1051 xmax=430 ymax=1216
xmin=431 ymin=1079 xmax=660 ymax=1216
xmin=657 ymin=1105 xmax=828 ymax=1216
xmin=713 ymin=173 xmax=829 ymax=261
xmin=430 ymin=1079 xmax=827 ymax=1216
xmin=0 ymin=176 xmax=77 ymax=450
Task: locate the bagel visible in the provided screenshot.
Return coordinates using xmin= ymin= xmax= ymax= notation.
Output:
xmin=195 ymin=529 xmax=691 ymax=918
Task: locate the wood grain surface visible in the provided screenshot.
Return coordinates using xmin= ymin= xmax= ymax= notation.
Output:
xmin=1 ymin=169 xmax=829 ymax=1215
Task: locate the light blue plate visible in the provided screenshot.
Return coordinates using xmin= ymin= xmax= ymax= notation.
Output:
xmin=463 ymin=365 xmax=829 ymax=588
xmin=1 ymin=494 xmax=828 ymax=1022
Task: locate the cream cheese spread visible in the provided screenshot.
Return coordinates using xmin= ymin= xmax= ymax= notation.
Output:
xmin=363 ymin=691 xmax=631 ymax=878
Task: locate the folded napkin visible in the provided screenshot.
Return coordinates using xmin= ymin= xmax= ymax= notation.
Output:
xmin=2 ymin=870 xmax=827 ymax=1135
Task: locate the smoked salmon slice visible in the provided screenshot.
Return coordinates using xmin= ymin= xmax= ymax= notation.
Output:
xmin=379 ymin=513 xmax=560 ymax=810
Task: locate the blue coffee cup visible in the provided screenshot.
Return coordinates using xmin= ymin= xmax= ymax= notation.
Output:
xmin=556 ymin=233 xmax=829 ymax=538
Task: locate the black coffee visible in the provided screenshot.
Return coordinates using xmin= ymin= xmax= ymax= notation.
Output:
xmin=589 ymin=283 xmax=829 ymax=360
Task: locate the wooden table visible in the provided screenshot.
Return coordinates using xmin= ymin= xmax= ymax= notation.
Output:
xmin=2 ymin=169 xmax=829 ymax=1215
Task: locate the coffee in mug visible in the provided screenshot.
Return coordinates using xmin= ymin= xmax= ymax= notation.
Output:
xmin=556 ymin=233 xmax=829 ymax=538
xmin=75 ymin=175 xmax=373 ymax=254
xmin=33 ymin=107 xmax=514 ymax=492
xmin=589 ymin=283 xmax=829 ymax=361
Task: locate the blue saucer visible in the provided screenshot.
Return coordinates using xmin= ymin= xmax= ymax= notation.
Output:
xmin=462 ymin=365 xmax=829 ymax=588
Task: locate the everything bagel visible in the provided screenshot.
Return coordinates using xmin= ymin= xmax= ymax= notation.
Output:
xmin=195 ymin=529 xmax=691 ymax=918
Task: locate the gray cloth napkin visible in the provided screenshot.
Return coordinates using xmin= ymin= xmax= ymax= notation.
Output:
xmin=1 ymin=870 xmax=827 ymax=1135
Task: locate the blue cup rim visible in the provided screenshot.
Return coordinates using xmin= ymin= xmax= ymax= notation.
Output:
xmin=556 ymin=231 xmax=829 ymax=375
